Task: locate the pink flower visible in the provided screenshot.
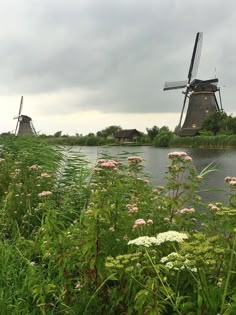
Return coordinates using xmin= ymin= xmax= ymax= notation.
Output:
xmin=128 ymin=207 xmax=139 ymax=214
xmin=184 ymin=156 xmax=192 ymax=162
xmin=38 ymin=191 xmax=52 ymax=197
xmin=128 ymin=156 xmax=143 ymax=165
xmin=133 ymin=218 xmax=146 ymax=229
xmin=100 ymin=161 xmax=116 ymax=168
xmin=179 ymin=208 xmax=195 ymax=214
xmin=229 ymin=180 xmax=236 ymax=187
xmin=93 ymin=167 xmax=101 ymax=172
xmin=208 ymin=203 xmax=220 ymax=211
xmin=168 ymin=151 xmax=187 ymax=158
xmin=98 ymin=159 xmax=106 ymax=164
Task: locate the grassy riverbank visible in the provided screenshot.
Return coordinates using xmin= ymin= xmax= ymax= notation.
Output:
xmin=170 ymin=134 xmax=236 ymax=148
xmin=0 ymin=136 xmax=236 ymax=314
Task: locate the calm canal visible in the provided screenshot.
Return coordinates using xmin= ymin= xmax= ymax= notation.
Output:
xmin=67 ymin=146 xmax=236 ymax=203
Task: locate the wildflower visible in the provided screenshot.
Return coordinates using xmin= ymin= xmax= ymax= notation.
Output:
xmin=179 ymin=207 xmax=195 ymax=214
xmin=196 ymin=175 xmax=203 ymax=180
xmin=40 ymin=173 xmax=51 ymax=178
xmin=28 ymin=164 xmax=41 ymax=170
xmin=224 ymin=176 xmax=236 ymax=182
xmin=155 ymin=231 xmax=188 ymax=245
xmin=208 ymin=203 xmax=220 ymax=211
xmin=97 ymin=159 xmax=106 ymax=164
xmin=93 ymin=167 xmax=101 ymax=172
xmin=29 ymin=261 xmax=36 ymax=266
xmin=38 ymin=191 xmax=52 ymax=197
xmin=168 ymin=151 xmax=187 ymax=158
xmin=100 ymin=161 xmax=116 ymax=168
xmin=128 ymin=206 xmax=138 ymax=214
xmin=133 ymin=218 xmax=146 ymax=229
xmin=75 ymin=282 xmax=83 ymax=290
xmin=0 ymin=158 xmax=5 ymax=162
xmin=128 ymin=156 xmax=143 ymax=166
xmin=128 ymin=236 xmax=159 ymax=247
xmin=109 ymin=227 xmax=115 ymax=232
xmin=90 ymin=183 xmax=98 ymax=187
xmin=229 ymin=180 xmax=236 ymax=187
xmin=128 ymin=156 xmax=143 ymax=162
xmin=147 ymin=219 xmax=153 ymax=225
xmin=184 ymin=156 xmax=192 ymax=162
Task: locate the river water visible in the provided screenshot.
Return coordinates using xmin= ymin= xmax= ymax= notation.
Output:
xmin=66 ymin=146 xmax=236 ymax=204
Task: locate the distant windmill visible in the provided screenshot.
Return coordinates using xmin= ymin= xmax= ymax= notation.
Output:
xmin=14 ymin=96 xmax=36 ymax=135
xmin=163 ymin=32 xmax=223 ymax=136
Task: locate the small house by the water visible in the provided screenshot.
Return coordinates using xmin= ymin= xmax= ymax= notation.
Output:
xmin=114 ymin=129 xmax=142 ymax=143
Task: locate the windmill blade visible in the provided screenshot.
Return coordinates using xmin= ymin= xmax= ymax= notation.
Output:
xmin=31 ymin=120 xmax=37 ymax=135
xmin=14 ymin=96 xmax=24 ymax=135
xmin=187 ymin=32 xmax=203 ymax=82
xmin=163 ymin=80 xmax=188 ymax=91
xmin=218 ymin=88 xmax=223 ymax=111
xmin=178 ymin=87 xmax=190 ymax=133
xmin=15 ymin=118 xmax=20 ymax=135
xmin=18 ymin=96 xmax=24 ymax=116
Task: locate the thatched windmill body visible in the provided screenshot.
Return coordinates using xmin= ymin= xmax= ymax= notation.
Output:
xmin=14 ymin=96 xmax=36 ymax=135
xmin=163 ymin=32 xmax=223 ymax=136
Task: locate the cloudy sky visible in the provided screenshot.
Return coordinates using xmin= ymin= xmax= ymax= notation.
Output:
xmin=0 ymin=0 xmax=235 ymax=135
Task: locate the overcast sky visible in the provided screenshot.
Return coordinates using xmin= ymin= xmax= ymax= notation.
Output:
xmin=0 ymin=0 xmax=235 ymax=135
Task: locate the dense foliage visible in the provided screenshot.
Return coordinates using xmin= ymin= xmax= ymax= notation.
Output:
xmin=0 ymin=137 xmax=235 ymax=314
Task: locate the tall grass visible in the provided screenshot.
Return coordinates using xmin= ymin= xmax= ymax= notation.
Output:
xmin=0 ymin=137 xmax=235 ymax=314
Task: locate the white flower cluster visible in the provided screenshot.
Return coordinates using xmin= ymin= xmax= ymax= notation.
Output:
xmin=128 ymin=231 xmax=188 ymax=247
xmin=128 ymin=236 xmax=159 ymax=247
xmin=155 ymin=231 xmax=188 ymax=245
xmin=160 ymin=252 xmax=197 ymax=273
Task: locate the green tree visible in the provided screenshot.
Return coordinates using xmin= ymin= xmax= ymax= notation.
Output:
xmin=201 ymin=112 xmax=228 ymax=135
xmin=146 ymin=125 xmax=159 ymax=140
xmin=226 ymin=115 xmax=236 ymax=134
xmin=154 ymin=126 xmax=173 ymax=147
xmin=54 ymin=131 xmax=62 ymax=137
xmin=96 ymin=125 xmax=122 ymax=138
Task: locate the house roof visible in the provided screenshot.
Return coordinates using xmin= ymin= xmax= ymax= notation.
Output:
xmin=114 ymin=129 xmax=142 ymax=138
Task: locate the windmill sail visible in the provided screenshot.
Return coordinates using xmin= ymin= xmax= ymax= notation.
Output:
xmin=163 ymin=32 xmax=222 ymax=136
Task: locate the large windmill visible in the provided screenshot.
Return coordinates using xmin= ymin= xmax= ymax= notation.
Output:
xmin=14 ymin=96 xmax=36 ymax=136
xmin=163 ymin=32 xmax=223 ymax=136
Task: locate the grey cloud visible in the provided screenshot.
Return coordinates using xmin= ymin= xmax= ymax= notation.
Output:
xmin=0 ymin=0 xmax=236 ymax=115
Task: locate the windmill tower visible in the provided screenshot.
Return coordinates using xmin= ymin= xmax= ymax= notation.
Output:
xmin=163 ymin=32 xmax=223 ymax=136
xmin=14 ymin=96 xmax=36 ymax=136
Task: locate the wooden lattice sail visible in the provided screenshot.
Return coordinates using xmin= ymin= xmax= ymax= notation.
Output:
xmin=163 ymin=32 xmax=223 ymax=136
xmin=14 ymin=96 xmax=36 ymax=135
